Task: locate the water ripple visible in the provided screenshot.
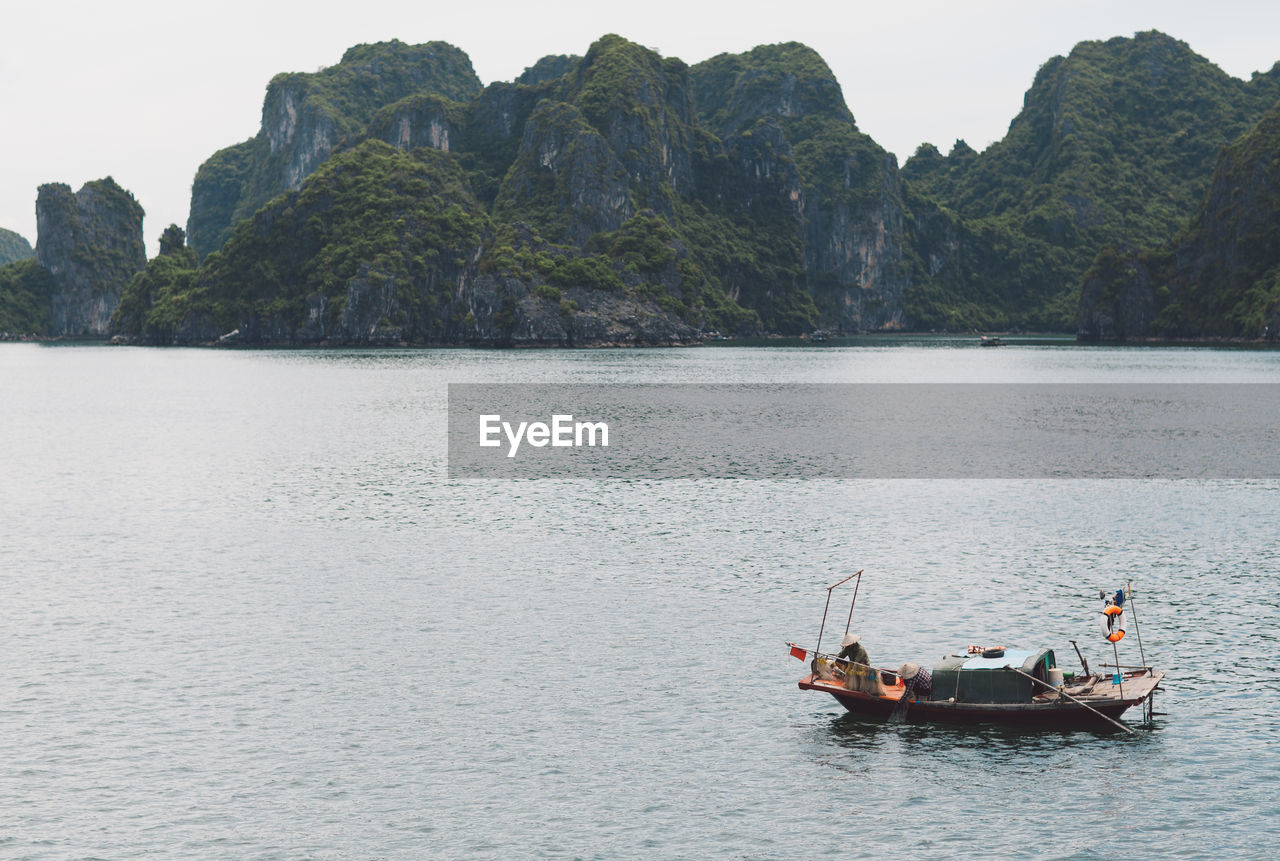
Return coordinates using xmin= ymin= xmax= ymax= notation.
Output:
xmin=1 ymin=343 xmax=1278 ymax=857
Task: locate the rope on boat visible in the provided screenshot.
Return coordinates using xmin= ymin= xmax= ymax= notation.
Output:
xmin=1008 ymin=667 xmax=1134 ymax=734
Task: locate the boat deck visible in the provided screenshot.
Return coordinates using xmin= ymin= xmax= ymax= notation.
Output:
xmin=1039 ymin=670 xmax=1163 ymax=704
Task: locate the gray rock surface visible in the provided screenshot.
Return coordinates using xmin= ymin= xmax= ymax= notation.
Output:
xmin=36 ymin=178 xmax=145 ymax=337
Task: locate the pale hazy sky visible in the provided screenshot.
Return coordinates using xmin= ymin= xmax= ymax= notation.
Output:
xmin=4 ymin=0 xmax=1280 ymax=256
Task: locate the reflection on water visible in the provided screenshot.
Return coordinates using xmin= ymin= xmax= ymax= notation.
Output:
xmin=825 ymin=710 xmax=1155 ymax=757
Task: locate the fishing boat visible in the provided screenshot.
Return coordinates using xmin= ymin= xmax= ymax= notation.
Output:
xmin=979 ymin=335 xmax=1004 ymax=346
xmin=787 ymin=573 xmax=1164 ymax=732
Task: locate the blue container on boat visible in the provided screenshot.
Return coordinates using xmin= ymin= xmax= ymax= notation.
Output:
xmin=1112 ymin=671 xmax=1121 ymax=684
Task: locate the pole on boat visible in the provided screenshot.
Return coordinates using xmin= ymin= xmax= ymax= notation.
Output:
xmin=1112 ymin=640 xmax=1125 ymax=703
xmin=815 ymin=591 xmax=834 ymax=658
xmin=1127 ymin=581 xmax=1147 ymax=669
xmin=843 ymin=570 xmax=864 ymax=636
xmin=1009 ymin=667 xmax=1134 ymax=735
xmin=815 ymin=570 xmax=862 ymax=658
xmin=1068 ymin=639 xmax=1091 ymax=676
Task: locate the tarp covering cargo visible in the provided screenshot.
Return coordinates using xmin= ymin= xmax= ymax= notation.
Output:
xmin=929 ymin=649 xmax=1056 ymax=704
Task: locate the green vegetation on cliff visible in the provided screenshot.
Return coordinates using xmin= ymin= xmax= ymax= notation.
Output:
xmin=903 ymin=31 xmax=1280 ymax=330
xmin=494 ymin=36 xmax=695 ymax=232
xmin=0 ymin=228 xmax=34 ymax=267
xmin=273 ymin=40 xmax=482 ymax=141
xmin=517 ymin=54 xmax=580 ymax=87
xmin=186 ymin=141 xmax=257 ymax=262
xmin=113 ymin=225 xmax=200 ymax=340
xmin=692 ymin=42 xmax=851 ymax=139
xmin=195 ymin=141 xmax=488 ymax=334
xmin=492 ymin=99 xmax=626 ymax=243
xmin=1079 ymin=101 xmax=1280 ymax=339
xmin=188 ymin=40 xmax=483 ymax=258
xmin=0 ymin=260 xmax=57 ymax=333
xmin=151 ymin=138 xmax=711 ymax=344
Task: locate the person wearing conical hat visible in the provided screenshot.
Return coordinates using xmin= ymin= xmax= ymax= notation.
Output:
xmin=898 ymin=661 xmax=933 ymax=699
xmin=837 ymin=633 xmax=885 ymax=695
xmin=837 ymin=633 xmax=869 ymax=667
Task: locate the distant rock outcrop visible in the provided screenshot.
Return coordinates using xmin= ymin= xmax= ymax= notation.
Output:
xmin=494 ymin=37 xmax=696 ymax=241
xmin=35 ymin=178 xmax=145 ymax=337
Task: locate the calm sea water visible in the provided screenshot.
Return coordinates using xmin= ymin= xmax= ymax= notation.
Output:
xmin=2 ymin=339 xmax=1278 ymax=859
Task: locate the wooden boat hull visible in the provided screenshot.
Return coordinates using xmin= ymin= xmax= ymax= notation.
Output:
xmin=799 ymin=669 xmax=1164 ymax=729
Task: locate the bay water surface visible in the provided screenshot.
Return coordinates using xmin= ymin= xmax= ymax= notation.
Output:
xmin=1 ymin=339 xmax=1278 ymax=858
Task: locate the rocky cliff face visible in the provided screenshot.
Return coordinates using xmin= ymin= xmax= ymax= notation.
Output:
xmin=35 ymin=178 xmax=145 ymax=336
xmin=494 ymin=101 xmax=634 ymax=243
xmin=692 ymin=43 xmax=913 ymax=331
xmin=492 ymin=37 xmax=696 ymax=242
xmin=369 ymin=93 xmax=460 ymax=152
xmin=577 ymin=36 xmax=697 ymax=209
xmin=262 ymin=77 xmax=338 ymax=191
xmin=312 ymin=264 xmax=698 ymax=347
xmin=1078 ymin=102 xmax=1280 ymax=340
xmin=187 ymin=40 xmax=482 ymax=258
xmin=1076 ymin=243 xmax=1158 ymax=340
xmin=802 ymin=152 xmax=910 ymax=330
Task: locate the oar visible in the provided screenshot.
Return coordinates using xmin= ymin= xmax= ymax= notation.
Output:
xmin=1009 ymin=667 xmax=1134 ymax=734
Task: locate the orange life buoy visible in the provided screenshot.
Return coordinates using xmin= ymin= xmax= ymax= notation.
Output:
xmin=1101 ymin=604 xmax=1126 ymax=642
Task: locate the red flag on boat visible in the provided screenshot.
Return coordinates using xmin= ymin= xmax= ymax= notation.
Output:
xmin=790 ymin=645 xmax=807 ymax=661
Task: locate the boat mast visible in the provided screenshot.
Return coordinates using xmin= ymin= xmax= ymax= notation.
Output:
xmin=843 ymin=570 xmax=863 ymax=637
xmin=815 ymin=570 xmax=862 ymax=656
